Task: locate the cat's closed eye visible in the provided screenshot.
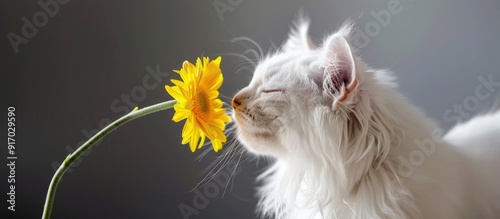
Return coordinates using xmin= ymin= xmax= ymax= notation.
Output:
xmin=262 ymin=89 xmax=284 ymax=93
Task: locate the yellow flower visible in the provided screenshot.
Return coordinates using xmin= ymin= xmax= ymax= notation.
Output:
xmin=165 ymin=56 xmax=231 ymax=152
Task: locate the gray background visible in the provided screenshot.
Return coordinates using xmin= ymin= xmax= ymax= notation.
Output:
xmin=2 ymin=0 xmax=500 ymax=218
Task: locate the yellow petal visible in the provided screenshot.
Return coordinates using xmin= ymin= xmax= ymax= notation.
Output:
xmin=165 ymin=85 xmax=184 ymax=101
xmin=197 ymin=134 xmax=206 ymax=149
xmin=211 ymin=139 xmax=222 ymax=152
xmin=189 ymin=129 xmax=201 ymax=152
xmin=213 ymin=56 xmax=222 ymax=65
xmin=172 ymin=110 xmax=188 ymax=122
xmin=211 ymin=98 xmax=223 ymax=108
xmin=215 ymin=129 xmax=227 ymax=142
xmin=181 ymin=121 xmax=193 ymax=144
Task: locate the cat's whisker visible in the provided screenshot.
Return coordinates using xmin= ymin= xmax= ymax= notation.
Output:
xmin=222 ymin=141 xmax=243 ymax=198
xmin=236 ymin=66 xmax=255 ymax=74
xmin=195 ymin=144 xmax=214 ymax=162
xmin=269 ymin=40 xmax=279 ymax=53
xmin=230 ymin=36 xmax=264 ymax=60
xmin=196 ymin=129 xmax=242 ymax=190
xmin=227 ymin=53 xmax=256 ymax=66
xmin=200 ymin=145 xmax=232 ymax=180
xmin=190 ymin=147 xmax=227 ymax=192
xmin=243 ymin=49 xmax=260 ymax=63
xmin=195 ymin=153 xmax=233 ymax=189
xmin=214 ymin=131 xmax=257 ymax=203
xmin=195 ymin=142 xmax=235 ymax=181
xmin=233 ymin=58 xmax=255 ymax=70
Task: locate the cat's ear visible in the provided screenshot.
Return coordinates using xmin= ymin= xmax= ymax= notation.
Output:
xmin=322 ymin=24 xmax=359 ymax=104
xmin=283 ymin=17 xmax=314 ymax=51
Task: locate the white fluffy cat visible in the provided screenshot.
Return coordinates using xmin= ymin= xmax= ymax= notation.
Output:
xmin=230 ymin=18 xmax=500 ymax=219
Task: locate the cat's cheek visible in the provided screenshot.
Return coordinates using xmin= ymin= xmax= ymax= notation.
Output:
xmin=237 ymin=130 xmax=285 ymax=156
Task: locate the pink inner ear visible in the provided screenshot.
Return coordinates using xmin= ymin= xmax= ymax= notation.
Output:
xmin=328 ymin=60 xmax=358 ymax=102
xmin=339 ymin=78 xmax=358 ymax=102
xmin=329 ymin=61 xmax=355 ymax=88
xmin=323 ymin=34 xmax=358 ymax=102
xmin=331 ymin=68 xmax=351 ymax=90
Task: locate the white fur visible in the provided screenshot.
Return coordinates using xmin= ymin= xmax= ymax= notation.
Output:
xmin=231 ymin=18 xmax=500 ymax=219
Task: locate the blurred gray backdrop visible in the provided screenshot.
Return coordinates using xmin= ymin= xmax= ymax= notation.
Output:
xmin=2 ymin=0 xmax=500 ymax=218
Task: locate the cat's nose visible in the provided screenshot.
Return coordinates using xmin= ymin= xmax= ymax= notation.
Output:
xmin=232 ymin=97 xmax=242 ymax=108
xmin=232 ymin=88 xmax=250 ymax=108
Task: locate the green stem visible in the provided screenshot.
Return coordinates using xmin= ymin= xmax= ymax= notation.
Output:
xmin=42 ymin=100 xmax=177 ymax=219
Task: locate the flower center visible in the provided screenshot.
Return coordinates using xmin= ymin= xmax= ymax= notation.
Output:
xmin=194 ymin=91 xmax=210 ymax=116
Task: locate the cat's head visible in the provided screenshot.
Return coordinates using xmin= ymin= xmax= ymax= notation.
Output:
xmin=232 ymin=19 xmax=371 ymax=158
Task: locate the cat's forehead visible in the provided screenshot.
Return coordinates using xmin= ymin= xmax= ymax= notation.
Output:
xmin=253 ymin=51 xmax=320 ymax=83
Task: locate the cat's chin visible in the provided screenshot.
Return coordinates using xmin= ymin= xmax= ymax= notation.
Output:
xmin=237 ymin=128 xmax=285 ymax=157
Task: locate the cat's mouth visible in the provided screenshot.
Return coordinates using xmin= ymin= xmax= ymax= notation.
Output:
xmin=233 ymin=109 xmax=276 ymax=140
xmin=233 ymin=108 xmax=254 ymax=122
